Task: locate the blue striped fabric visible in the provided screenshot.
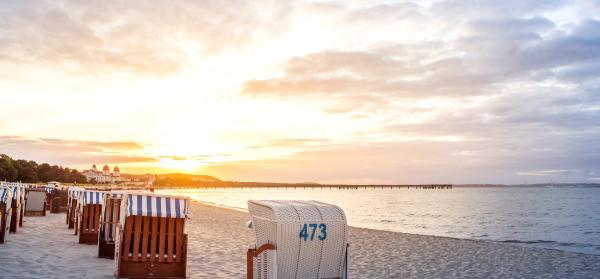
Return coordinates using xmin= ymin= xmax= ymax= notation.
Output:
xmin=125 ymin=193 xmax=189 ymax=218
xmin=67 ymin=187 xmax=84 ymax=208
xmin=69 ymin=188 xmax=84 ymax=199
xmin=0 ymin=187 xmax=13 ymax=204
xmin=81 ymin=190 xmax=106 ymax=206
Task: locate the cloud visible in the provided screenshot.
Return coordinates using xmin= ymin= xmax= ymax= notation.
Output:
xmin=0 ymin=135 xmax=155 ymax=166
xmin=249 ymin=138 xmax=331 ymax=149
xmin=237 ymin=2 xmax=600 ymax=183
xmin=518 ymin=170 xmax=573 ymax=176
xmin=431 ymin=0 xmax=567 ymax=19
xmin=0 ymin=0 xmax=293 ymax=75
xmin=1 ymin=0 xmax=599 ymax=183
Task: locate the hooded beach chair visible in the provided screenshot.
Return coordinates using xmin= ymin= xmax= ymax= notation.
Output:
xmin=114 ymin=193 xmax=189 ymax=278
xmin=50 ymin=188 xmax=68 ymax=213
xmin=8 ymin=184 xmax=22 ymax=233
xmin=98 ymin=192 xmax=123 ymax=259
xmin=0 ymin=187 xmax=13 ymax=243
xmin=76 ymin=190 xmax=106 ymax=244
xmin=67 ymin=187 xmax=84 ymax=228
xmin=24 ymin=188 xmax=47 ymax=216
xmin=18 ymin=184 xmax=25 ymax=227
xmin=247 ymin=200 xmax=350 ymax=279
xmin=44 ymin=186 xmax=55 ymax=211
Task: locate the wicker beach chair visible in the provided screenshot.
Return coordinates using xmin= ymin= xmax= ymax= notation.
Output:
xmin=24 ymin=188 xmax=47 ymax=216
xmin=9 ymin=185 xmax=22 ymax=233
xmin=67 ymin=187 xmax=84 ymax=228
xmin=0 ymin=187 xmax=13 ymax=243
xmin=76 ymin=190 xmax=106 ymax=244
xmin=44 ymin=186 xmax=55 ymax=211
xmin=114 ymin=193 xmax=189 ymax=278
xmin=99 ymin=192 xmax=123 ymax=259
xmin=18 ymin=184 xmax=25 ymax=227
xmin=50 ymin=189 xmax=68 ymax=213
xmin=247 ymin=200 xmax=350 ymax=279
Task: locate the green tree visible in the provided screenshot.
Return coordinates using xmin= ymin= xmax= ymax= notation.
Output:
xmin=14 ymin=159 xmax=38 ymax=182
xmin=0 ymin=154 xmax=18 ymax=181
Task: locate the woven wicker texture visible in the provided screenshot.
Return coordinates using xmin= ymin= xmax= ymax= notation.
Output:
xmin=248 ymin=200 xmax=348 ymax=279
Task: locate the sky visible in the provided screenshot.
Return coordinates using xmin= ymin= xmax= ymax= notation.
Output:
xmin=1 ymin=0 xmax=599 ymax=184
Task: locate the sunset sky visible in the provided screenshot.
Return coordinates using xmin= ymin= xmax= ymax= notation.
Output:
xmin=1 ymin=0 xmax=599 ymax=184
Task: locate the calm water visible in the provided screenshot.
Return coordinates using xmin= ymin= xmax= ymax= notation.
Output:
xmin=159 ymin=186 xmax=600 ymax=255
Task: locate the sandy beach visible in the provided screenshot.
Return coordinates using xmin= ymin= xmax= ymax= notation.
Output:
xmin=1 ymin=202 xmax=599 ymax=278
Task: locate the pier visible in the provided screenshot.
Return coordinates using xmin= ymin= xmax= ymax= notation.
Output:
xmin=148 ymin=182 xmax=454 ymax=190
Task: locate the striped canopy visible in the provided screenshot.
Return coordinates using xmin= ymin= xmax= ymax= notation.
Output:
xmin=0 ymin=187 xmax=13 ymax=204
xmin=68 ymin=187 xmax=85 ymax=199
xmin=79 ymin=190 xmax=106 ymax=206
xmin=124 ymin=193 xmax=189 ymax=218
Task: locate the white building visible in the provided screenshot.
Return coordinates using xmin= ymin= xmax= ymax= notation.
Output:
xmin=83 ymin=164 xmax=122 ymax=184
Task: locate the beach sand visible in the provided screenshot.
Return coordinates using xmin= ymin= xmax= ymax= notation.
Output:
xmin=1 ymin=202 xmax=599 ymax=278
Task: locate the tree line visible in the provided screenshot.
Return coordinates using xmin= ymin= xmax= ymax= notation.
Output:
xmin=0 ymin=154 xmax=86 ymax=183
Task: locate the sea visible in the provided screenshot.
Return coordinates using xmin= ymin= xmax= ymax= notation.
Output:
xmin=159 ymin=185 xmax=600 ymax=255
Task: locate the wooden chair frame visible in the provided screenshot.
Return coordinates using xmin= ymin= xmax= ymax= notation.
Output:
xmin=78 ymin=204 xmax=102 ymax=244
xmin=115 ymin=215 xmax=187 ymax=278
xmin=247 ymin=243 xmax=277 ymax=279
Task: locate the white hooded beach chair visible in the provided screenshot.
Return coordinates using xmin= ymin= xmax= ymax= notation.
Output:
xmin=114 ymin=193 xmax=189 ymax=278
xmin=0 ymin=187 xmax=13 ymax=243
xmin=247 ymin=200 xmax=350 ymax=279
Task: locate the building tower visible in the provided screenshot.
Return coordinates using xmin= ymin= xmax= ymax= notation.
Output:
xmin=92 ymin=164 xmax=97 ymax=171
xmin=103 ymin=165 xmax=110 ymax=176
xmin=113 ymin=166 xmax=120 ymax=177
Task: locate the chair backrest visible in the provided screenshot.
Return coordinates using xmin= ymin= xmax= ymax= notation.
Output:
xmin=114 ymin=193 xmax=189 ymax=266
xmin=25 ymin=189 xmax=46 ymax=211
xmin=76 ymin=190 xmax=106 ymax=233
xmin=248 ymin=200 xmax=348 ymax=279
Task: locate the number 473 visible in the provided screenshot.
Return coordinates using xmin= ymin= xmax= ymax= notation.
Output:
xmin=299 ymin=223 xmax=327 ymax=241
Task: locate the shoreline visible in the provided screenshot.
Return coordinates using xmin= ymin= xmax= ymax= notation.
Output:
xmin=1 ymin=201 xmax=599 ymax=278
xmin=190 ymin=199 xmax=600 ymax=257
xmin=189 ymin=202 xmax=600 ymax=278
